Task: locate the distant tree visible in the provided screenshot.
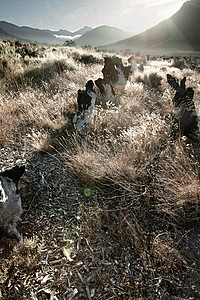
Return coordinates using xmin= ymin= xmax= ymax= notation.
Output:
xmin=63 ymin=40 xmax=76 ymax=47
xmin=82 ymin=44 xmax=93 ymax=50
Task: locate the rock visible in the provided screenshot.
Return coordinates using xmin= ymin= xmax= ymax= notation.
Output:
xmin=95 ymin=56 xmax=131 ymax=98
xmin=167 ymin=74 xmax=198 ymax=136
xmin=73 ymin=80 xmax=96 ymax=132
xmin=0 ymin=165 xmax=25 ymax=240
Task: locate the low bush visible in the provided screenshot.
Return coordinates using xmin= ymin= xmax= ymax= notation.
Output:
xmin=0 ymin=58 xmax=12 ymax=78
xmin=172 ymin=57 xmax=188 ymax=70
xmin=72 ymin=50 xmax=103 ymax=65
xmin=6 ymin=59 xmax=76 ymax=89
xmin=136 ymin=72 xmax=163 ymax=89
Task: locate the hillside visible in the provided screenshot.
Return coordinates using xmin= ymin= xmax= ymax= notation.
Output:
xmin=73 ymin=26 xmax=92 ymax=36
xmin=44 ymin=28 xmax=72 ymax=36
xmin=0 ymin=26 xmax=20 ymax=40
xmin=0 ymin=21 xmax=61 ymax=44
xmin=100 ymin=0 xmax=200 ymax=54
xmin=0 ymin=21 xmax=132 ymax=47
xmin=75 ymin=25 xmax=133 ymax=47
xmin=45 ymin=26 xmax=93 ymax=41
xmin=0 ymin=21 xmax=93 ymax=45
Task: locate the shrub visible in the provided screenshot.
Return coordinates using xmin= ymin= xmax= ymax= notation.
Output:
xmin=72 ymin=51 xmax=103 ymax=65
xmin=0 ymin=41 xmax=7 ymax=55
xmin=0 ymin=59 xmax=12 ymax=78
xmin=82 ymin=44 xmax=93 ymax=50
xmin=136 ymin=72 xmax=163 ymax=89
xmin=13 ymin=59 xmax=76 ymax=88
xmin=0 ymin=101 xmax=16 ymax=148
xmin=155 ymin=143 xmax=200 ymax=225
xmin=172 ymin=57 xmax=187 ymax=70
xmin=64 ymin=40 xmax=76 ymax=47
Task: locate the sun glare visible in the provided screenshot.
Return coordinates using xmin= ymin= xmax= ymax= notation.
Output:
xmin=162 ymin=1 xmax=187 ymax=19
xmin=143 ymin=0 xmax=188 ymax=20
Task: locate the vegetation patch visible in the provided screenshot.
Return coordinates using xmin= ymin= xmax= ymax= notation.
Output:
xmin=72 ymin=49 xmax=103 ymax=65
xmin=136 ymin=71 xmax=163 ymax=90
xmin=0 ymin=42 xmax=200 ymax=299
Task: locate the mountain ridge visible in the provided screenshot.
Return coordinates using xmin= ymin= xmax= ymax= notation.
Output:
xmin=0 ymin=21 xmax=133 ymax=47
xmin=100 ymin=0 xmax=200 ymax=54
xmin=45 ymin=26 xmax=93 ymax=38
xmin=0 ymin=21 xmax=93 ymax=44
xmin=75 ymin=25 xmax=134 ymax=47
xmin=0 ymin=21 xmax=60 ymax=44
xmin=1 ymin=0 xmax=199 ymax=53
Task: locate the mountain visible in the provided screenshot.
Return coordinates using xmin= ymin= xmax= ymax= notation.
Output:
xmin=44 ymin=29 xmax=72 ymax=36
xmin=72 ymin=26 xmax=92 ymax=36
xmin=0 ymin=21 xmax=93 ymax=45
xmin=46 ymin=26 xmax=93 ymax=42
xmin=0 ymin=26 xmax=20 ymax=40
xmin=46 ymin=26 xmax=92 ymax=37
xmin=75 ymin=25 xmax=134 ymax=47
xmin=100 ymin=0 xmax=200 ymax=54
xmin=0 ymin=21 xmax=61 ymax=44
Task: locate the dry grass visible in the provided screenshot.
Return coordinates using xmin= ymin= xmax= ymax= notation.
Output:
xmin=58 ymin=54 xmax=200 ymax=298
xmin=0 ymin=51 xmax=102 ymax=150
xmin=60 ymin=78 xmax=172 ymax=190
xmin=135 ymin=72 xmax=163 ymax=90
xmin=0 ymin=236 xmax=43 ymax=298
xmin=0 ymin=43 xmax=200 ymax=299
xmin=155 ymin=142 xmax=200 ymax=224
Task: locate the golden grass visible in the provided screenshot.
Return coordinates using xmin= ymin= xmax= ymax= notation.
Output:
xmin=155 ymin=142 xmax=200 ymax=224
xmin=0 ymin=236 xmax=43 ymax=298
xmin=0 ymin=57 xmax=102 ymax=150
xmin=56 ymin=53 xmax=200 ymax=297
xmin=0 ymin=43 xmax=200 ymax=298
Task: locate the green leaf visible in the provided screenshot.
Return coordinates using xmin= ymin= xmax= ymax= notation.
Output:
xmin=63 ymin=247 xmax=73 ymax=261
xmin=84 ymin=188 xmax=92 ymax=196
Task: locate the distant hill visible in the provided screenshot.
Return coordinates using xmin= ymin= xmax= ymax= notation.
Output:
xmin=73 ymin=26 xmax=92 ymax=36
xmin=45 ymin=26 xmax=92 ymax=40
xmin=0 ymin=21 xmax=61 ymax=44
xmin=75 ymin=25 xmax=134 ymax=47
xmin=0 ymin=21 xmax=93 ymax=45
xmin=0 ymin=26 xmax=20 ymax=40
xmin=44 ymin=29 xmax=72 ymax=36
xmin=46 ymin=26 xmax=93 ymax=42
xmin=100 ymin=0 xmax=200 ymax=54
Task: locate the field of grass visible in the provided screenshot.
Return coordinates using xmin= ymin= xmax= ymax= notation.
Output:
xmin=0 ymin=39 xmax=200 ymax=299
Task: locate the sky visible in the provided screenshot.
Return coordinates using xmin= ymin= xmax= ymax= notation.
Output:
xmin=0 ymin=0 xmax=189 ymax=33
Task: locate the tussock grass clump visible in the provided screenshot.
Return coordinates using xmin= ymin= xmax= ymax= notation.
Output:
xmin=12 ymin=236 xmax=43 ymax=270
xmin=155 ymin=143 xmax=200 ymax=224
xmin=60 ymin=70 xmax=172 ymax=193
xmin=0 ymin=96 xmax=20 ymax=148
xmin=10 ymin=58 xmax=77 ymax=89
xmin=172 ymin=57 xmax=188 ymax=70
xmin=72 ymin=48 xmax=104 ymax=65
xmin=152 ymin=234 xmax=187 ymax=274
xmin=136 ymin=72 xmax=163 ymax=90
xmin=0 ymin=59 xmax=12 ymax=78
xmin=0 ymin=51 xmax=102 ymax=150
xmin=61 ymin=103 xmax=171 ymax=188
xmin=0 ymin=77 xmax=74 ymax=149
xmin=75 ymin=53 xmax=103 ymax=65
xmin=0 ymin=236 xmax=43 ymax=298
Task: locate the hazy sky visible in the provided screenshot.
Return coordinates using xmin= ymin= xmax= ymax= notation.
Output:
xmin=0 ymin=0 xmax=188 ymax=33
